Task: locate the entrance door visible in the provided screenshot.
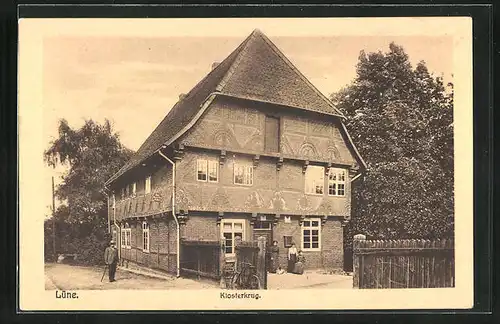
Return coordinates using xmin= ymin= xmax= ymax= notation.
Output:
xmin=253 ymin=221 xmax=273 ymax=246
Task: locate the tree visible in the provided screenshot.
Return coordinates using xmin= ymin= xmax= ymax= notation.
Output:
xmin=44 ymin=119 xmax=133 ymax=264
xmin=332 ymin=43 xmax=454 ymax=243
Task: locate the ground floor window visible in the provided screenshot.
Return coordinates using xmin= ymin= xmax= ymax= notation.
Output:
xmin=142 ymin=222 xmax=150 ymax=252
xmin=302 ymin=218 xmax=321 ymax=251
xmin=221 ymin=219 xmax=245 ymax=256
xmin=121 ymin=224 xmax=131 ymax=249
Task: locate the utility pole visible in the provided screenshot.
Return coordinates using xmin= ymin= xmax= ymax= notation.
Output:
xmin=52 ymin=176 xmax=56 ymax=260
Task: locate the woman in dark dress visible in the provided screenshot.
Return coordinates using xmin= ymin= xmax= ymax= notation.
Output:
xmin=287 ymin=243 xmax=298 ymax=273
xmin=269 ymin=240 xmax=280 ymax=273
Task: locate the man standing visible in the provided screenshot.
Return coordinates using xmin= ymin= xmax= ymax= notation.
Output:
xmin=104 ymin=240 xmax=119 ymax=282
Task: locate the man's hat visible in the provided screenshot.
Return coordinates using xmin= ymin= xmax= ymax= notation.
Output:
xmin=110 ymin=240 xmax=115 ymax=244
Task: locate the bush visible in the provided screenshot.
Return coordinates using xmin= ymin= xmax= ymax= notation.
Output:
xmin=44 ymin=218 xmax=110 ymax=266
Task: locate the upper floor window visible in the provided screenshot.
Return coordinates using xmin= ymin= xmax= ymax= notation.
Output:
xmin=132 ymin=182 xmax=137 ymax=196
xmin=328 ymin=168 xmax=346 ymax=196
xmin=145 ymin=175 xmax=151 ymax=194
xmin=142 ymin=222 xmax=150 ymax=253
xmin=197 ymin=159 xmax=218 ymax=182
xmin=305 ymin=165 xmax=324 ymax=195
xmin=264 ymin=115 xmax=280 ymax=153
xmin=234 ymin=163 xmax=253 ymax=186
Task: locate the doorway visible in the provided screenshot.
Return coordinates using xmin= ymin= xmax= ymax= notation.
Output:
xmin=253 ymin=220 xmax=273 ymax=246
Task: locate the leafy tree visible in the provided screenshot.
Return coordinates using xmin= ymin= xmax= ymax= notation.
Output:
xmin=332 ymin=43 xmax=454 ymax=244
xmin=44 ymin=119 xmax=133 ymax=264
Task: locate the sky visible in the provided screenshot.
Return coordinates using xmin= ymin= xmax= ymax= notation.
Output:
xmin=40 ymin=20 xmax=453 ymax=216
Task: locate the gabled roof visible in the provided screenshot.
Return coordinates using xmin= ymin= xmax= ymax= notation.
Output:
xmin=105 ymin=29 xmax=347 ymax=186
xmin=216 ymin=29 xmax=344 ymax=116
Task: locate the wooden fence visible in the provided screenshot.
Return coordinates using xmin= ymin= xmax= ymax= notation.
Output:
xmin=179 ymin=237 xmax=267 ymax=289
xmin=353 ymin=236 xmax=455 ymax=289
xmin=179 ymin=239 xmax=222 ymax=280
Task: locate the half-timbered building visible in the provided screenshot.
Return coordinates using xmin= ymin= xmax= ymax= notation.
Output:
xmin=105 ymin=29 xmax=366 ymax=275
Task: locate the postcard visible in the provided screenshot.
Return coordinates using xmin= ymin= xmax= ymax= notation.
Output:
xmin=18 ymin=17 xmax=473 ymax=311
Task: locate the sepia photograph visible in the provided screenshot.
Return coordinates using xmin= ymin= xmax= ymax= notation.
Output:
xmin=18 ymin=17 xmax=473 ymax=310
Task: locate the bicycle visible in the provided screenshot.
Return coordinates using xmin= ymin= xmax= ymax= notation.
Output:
xmin=230 ymin=262 xmax=261 ymax=290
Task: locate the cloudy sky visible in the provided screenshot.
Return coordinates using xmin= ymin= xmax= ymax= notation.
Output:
xmin=38 ymin=19 xmax=453 ymax=215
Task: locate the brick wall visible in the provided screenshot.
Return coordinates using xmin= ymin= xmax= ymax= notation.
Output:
xmin=176 ymin=149 xmax=350 ymax=217
xmin=120 ymin=213 xmax=343 ymax=273
xmin=273 ymin=216 xmax=343 ymax=270
xmin=181 ymin=213 xmax=220 ymax=241
xmin=179 ymin=212 xmax=343 ymax=270
xmin=179 ymin=96 xmax=357 ymax=166
xmin=120 ymin=215 xmax=178 ymax=274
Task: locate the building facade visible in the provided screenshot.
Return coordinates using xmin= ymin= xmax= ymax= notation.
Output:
xmin=105 ymin=29 xmax=366 ymax=275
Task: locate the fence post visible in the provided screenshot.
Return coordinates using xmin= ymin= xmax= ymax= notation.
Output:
xmin=219 ymin=238 xmax=226 ymax=289
xmin=234 ymin=236 xmax=242 ymax=272
xmin=196 ymin=248 xmax=201 ymax=280
xmin=256 ymin=236 xmax=267 ymax=289
xmin=353 ymin=234 xmax=366 ymax=288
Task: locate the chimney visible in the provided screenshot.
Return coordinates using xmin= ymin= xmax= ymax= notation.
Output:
xmin=179 ymin=93 xmax=186 ymax=100
xmin=211 ymin=62 xmax=220 ymax=70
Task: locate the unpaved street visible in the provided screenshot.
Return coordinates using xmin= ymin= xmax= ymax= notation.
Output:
xmin=45 ymin=263 xmax=353 ymax=290
xmin=45 ymin=263 xmax=217 ymax=290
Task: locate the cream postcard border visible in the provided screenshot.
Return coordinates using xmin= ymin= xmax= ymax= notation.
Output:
xmin=18 ymin=17 xmax=473 ymax=311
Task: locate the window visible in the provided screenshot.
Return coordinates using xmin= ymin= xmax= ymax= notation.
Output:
xmin=221 ymin=220 xmax=245 ymax=255
xmin=125 ymin=229 xmax=131 ymax=249
xmin=132 ymin=182 xmax=137 ymax=196
xmin=208 ymin=161 xmax=218 ymax=182
xmin=253 ymin=221 xmax=271 ymax=229
xmin=283 ymin=235 xmax=293 ymax=248
xmin=197 ymin=159 xmax=207 ymax=181
xmin=145 ymin=176 xmax=151 ymax=194
xmin=197 ymin=159 xmax=218 ymax=182
xmin=234 ymin=164 xmax=253 ymax=186
xmin=305 ymin=165 xmax=325 ymax=195
xmin=302 ymin=218 xmax=321 ymax=250
xmin=328 ymin=168 xmax=346 ymax=196
xmin=121 ymin=224 xmax=131 ymax=249
xmin=121 ymin=228 xmax=126 ymax=246
xmin=142 ymin=222 xmax=150 ymax=252
xmin=264 ymin=115 xmax=280 ymax=153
